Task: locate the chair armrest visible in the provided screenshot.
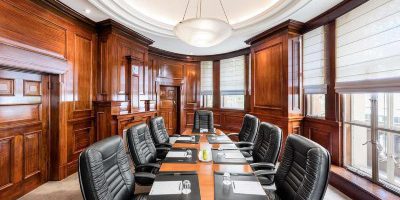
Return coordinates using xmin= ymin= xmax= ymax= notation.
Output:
xmin=171 ymin=134 xmax=180 ymax=137
xmin=155 ymin=143 xmax=173 ymax=148
xmin=226 ymin=133 xmax=239 ymax=139
xmin=136 ymin=163 xmax=160 ymax=172
xmin=134 ymin=172 xmax=156 ymax=185
xmin=156 ymin=147 xmax=170 ymax=159
xmin=254 ymin=169 xmax=276 ymax=176
xmin=235 ymin=141 xmax=254 ymax=148
xmin=238 ymin=147 xmax=253 ymax=152
xmin=250 ymin=162 xmax=275 ymax=170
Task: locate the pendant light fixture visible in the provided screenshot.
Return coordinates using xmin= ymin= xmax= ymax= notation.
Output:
xmin=174 ymin=0 xmax=232 ymax=47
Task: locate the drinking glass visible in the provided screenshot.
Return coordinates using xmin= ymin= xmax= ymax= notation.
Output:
xmin=182 ymin=180 xmax=191 ymax=194
xmin=222 ymin=172 xmax=231 ymax=186
xmin=186 ymin=149 xmax=192 ymax=158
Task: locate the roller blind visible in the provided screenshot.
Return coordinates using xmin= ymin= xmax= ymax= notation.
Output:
xmin=220 ymin=56 xmax=245 ymax=95
xmin=303 ymin=26 xmax=327 ymax=94
xmin=336 ymin=0 xmax=400 ymax=92
xmin=200 ymin=61 xmax=213 ymax=95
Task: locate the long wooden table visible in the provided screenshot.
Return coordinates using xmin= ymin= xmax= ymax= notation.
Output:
xmin=159 ymin=128 xmax=253 ymax=200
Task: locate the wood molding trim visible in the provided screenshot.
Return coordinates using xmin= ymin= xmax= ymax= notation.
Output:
xmin=245 ymin=20 xmax=304 ymax=45
xmin=96 ymin=19 xmax=154 ymax=46
xmin=302 ymin=0 xmax=369 ymax=33
xmin=330 ymin=166 xmax=400 ymax=200
xmin=39 ymin=0 xmax=96 ymax=27
xmin=148 ymin=46 xmax=250 ymax=62
xmin=0 ymin=37 xmax=68 ymax=74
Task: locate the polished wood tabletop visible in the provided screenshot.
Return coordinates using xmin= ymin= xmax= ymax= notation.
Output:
xmin=159 ymin=128 xmax=253 ymax=200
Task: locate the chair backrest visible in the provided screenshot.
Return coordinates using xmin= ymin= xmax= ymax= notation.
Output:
xmin=275 ymin=135 xmax=331 ymax=200
xmin=192 ymin=110 xmax=214 ymax=133
xmin=149 ymin=116 xmax=170 ymax=145
xmin=252 ymin=122 xmax=282 ymax=164
xmin=78 ymin=136 xmax=135 ymax=200
xmin=126 ymin=123 xmax=157 ymax=166
xmin=238 ymin=114 xmax=260 ymax=142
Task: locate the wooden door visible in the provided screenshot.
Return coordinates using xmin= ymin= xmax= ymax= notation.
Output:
xmin=0 ymin=69 xmax=49 ymax=199
xmin=159 ymin=86 xmax=178 ymax=135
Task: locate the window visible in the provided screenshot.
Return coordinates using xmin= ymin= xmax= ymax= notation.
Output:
xmin=306 ymin=94 xmax=325 ymax=118
xmin=200 ymin=61 xmax=213 ymax=107
xmin=220 ymin=56 xmax=245 ymax=109
xmin=344 ymin=93 xmax=400 ymax=193
xmin=303 ymin=26 xmax=327 ymax=118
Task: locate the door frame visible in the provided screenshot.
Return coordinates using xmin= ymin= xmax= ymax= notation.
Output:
xmin=155 ymin=80 xmax=184 ymax=134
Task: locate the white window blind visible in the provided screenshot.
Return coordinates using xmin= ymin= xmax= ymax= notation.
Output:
xmin=200 ymin=61 xmax=213 ymax=94
xmin=336 ymin=0 xmax=400 ymax=92
xmin=303 ymin=26 xmax=327 ymax=94
xmin=220 ymin=56 xmax=245 ymax=95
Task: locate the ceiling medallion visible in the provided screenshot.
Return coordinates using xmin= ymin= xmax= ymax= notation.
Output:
xmin=174 ymin=0 xmax=232 ymax=47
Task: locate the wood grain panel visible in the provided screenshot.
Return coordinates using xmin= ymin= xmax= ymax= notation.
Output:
xmin=159 ymin=62 xmax=183 ymax=79
xmin=0 ymin=78 xmax=13 ymax=96
xmin=23 ymin=80 xmax=41 ymax=96
xmin=0 ymin=105 xmax=39 ymax=124
xmin=0 ymin=137 xmax=12 ymax=188
xmin=185 ymin=64 xmax=198 ymax=105
xmin=73 ymin=34 xmax=93 ymax=111
xmin=254 ymin=43 xmax=282 ymax=109
xmin=23 ymin=132 xmax=40 ymax=179
xmin=0 ymin=1 xmax=66 ymax=57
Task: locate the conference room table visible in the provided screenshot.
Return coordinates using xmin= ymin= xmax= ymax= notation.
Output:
xmin=158 ymin=128 xmax=254 ymax=200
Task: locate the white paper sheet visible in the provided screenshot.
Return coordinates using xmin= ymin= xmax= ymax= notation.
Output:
xmin=169 ymin=137 xmax=178 ymax=144
xmin=232 ymin=181 xmax=266 ymax=195
xmin=200 ymin=128 xmax=208 ymax=133
xmin=218 ymin=144 xmax=237 ymax=150
xmin=166 ymin=151 xmax=187 ymax=158
xmin=216 ymin=136 xmax=230 ymax=141
xmin=224 ymin=152 xmax=244 ymax=159
xmin=150 ymin=181 xmax=182 ymax=195
xmin=176 ymin=137 xmax=192 ymax=141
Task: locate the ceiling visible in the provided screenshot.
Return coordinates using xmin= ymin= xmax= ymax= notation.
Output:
xmin=60 ymin=0 xmax=342 ymax=55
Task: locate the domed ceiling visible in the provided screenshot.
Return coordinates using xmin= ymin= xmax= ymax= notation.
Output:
xmin=60 ymin=0 xmax=342 ymax=55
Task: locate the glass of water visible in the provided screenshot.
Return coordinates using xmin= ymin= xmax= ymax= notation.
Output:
xmin=222 ymin=172 xmax=231 ymax=186
xmin=186 ymin=149 xmax=192 ymax=158
xmin=182 ymin=180 xmax=191 ymax=194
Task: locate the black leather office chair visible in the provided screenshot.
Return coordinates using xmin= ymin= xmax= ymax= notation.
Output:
xmin=248 ymin=122 xmax=282 ymax=185
xmin=256 ymin=134 xmax=331 ymax=200
xmin=192 ymin=110 xmax=214 ymax=133
xmin=149 ymin=116 xmax=179 ymax=148
xmin=227 ymin=114 xmax=259 ymax=157
xmin=126 ymin=123 xmax=170 ymax=186
xmin=78 ymin=136 xmax=148 ymax=200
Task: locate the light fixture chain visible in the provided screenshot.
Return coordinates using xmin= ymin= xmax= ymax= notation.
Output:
xmin=182 ymin=0 xmax=190 ymax=21
xmin=219 ymin=0 xmax=230 ymax=24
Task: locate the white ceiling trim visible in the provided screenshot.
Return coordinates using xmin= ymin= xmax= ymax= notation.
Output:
xmin=88 ymin=0 xmax=311 ymax=38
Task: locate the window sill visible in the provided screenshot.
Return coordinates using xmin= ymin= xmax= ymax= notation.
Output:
xmin=330 ymin=165 xmax=399 ymax=199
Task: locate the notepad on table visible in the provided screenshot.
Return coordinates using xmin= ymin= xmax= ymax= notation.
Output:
xmin=176 ymin=137 xmax=192 ymax=141
xmin=166 ymin=151 xmax=187 ymax=158
xmin=150 ymin=181 xmax=182 ymax=195
xmin=232 ymin=181 xmax=266 ymax=195
xmin=217 ymin=144 xmax=237 ymax=150
xmin=224 ymin=152 xmax=244 ymax=159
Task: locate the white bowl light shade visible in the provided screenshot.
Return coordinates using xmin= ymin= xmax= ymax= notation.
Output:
xmin=174 ymin=18 xmax=232 ymax=47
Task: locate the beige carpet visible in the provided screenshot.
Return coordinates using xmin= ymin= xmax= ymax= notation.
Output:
xmin=19 ymin=173 xmax=351 ymax=200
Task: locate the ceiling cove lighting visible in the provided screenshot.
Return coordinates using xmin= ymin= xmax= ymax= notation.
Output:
xmin=174 ymin=0 xmax=232 ymax=47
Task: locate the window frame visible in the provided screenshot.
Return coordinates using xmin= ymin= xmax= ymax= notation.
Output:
xmin=343 ymin=93 xmax=400 ymax=194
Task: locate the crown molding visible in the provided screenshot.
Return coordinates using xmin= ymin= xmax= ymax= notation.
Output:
xmin=245 ymin=19 xmax=304 ymax=45
xmin=149 ymin=47 xmax=250 ymax=62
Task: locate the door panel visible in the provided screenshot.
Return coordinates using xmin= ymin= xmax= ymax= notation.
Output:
xmin=159 ymin=86 xmax=178 ymax=135
xmin=0 ymin=69 xmax=49 ymax=200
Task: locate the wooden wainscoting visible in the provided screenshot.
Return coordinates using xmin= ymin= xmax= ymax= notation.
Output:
xmin=0 ymin=69 xmax=49 ymax=200
xmin=302 ymin=117 xmax=342 ymax=165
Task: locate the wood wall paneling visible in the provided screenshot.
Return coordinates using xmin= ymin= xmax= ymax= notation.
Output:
xmin=0 ymin=69 xmax=49 ymax=200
